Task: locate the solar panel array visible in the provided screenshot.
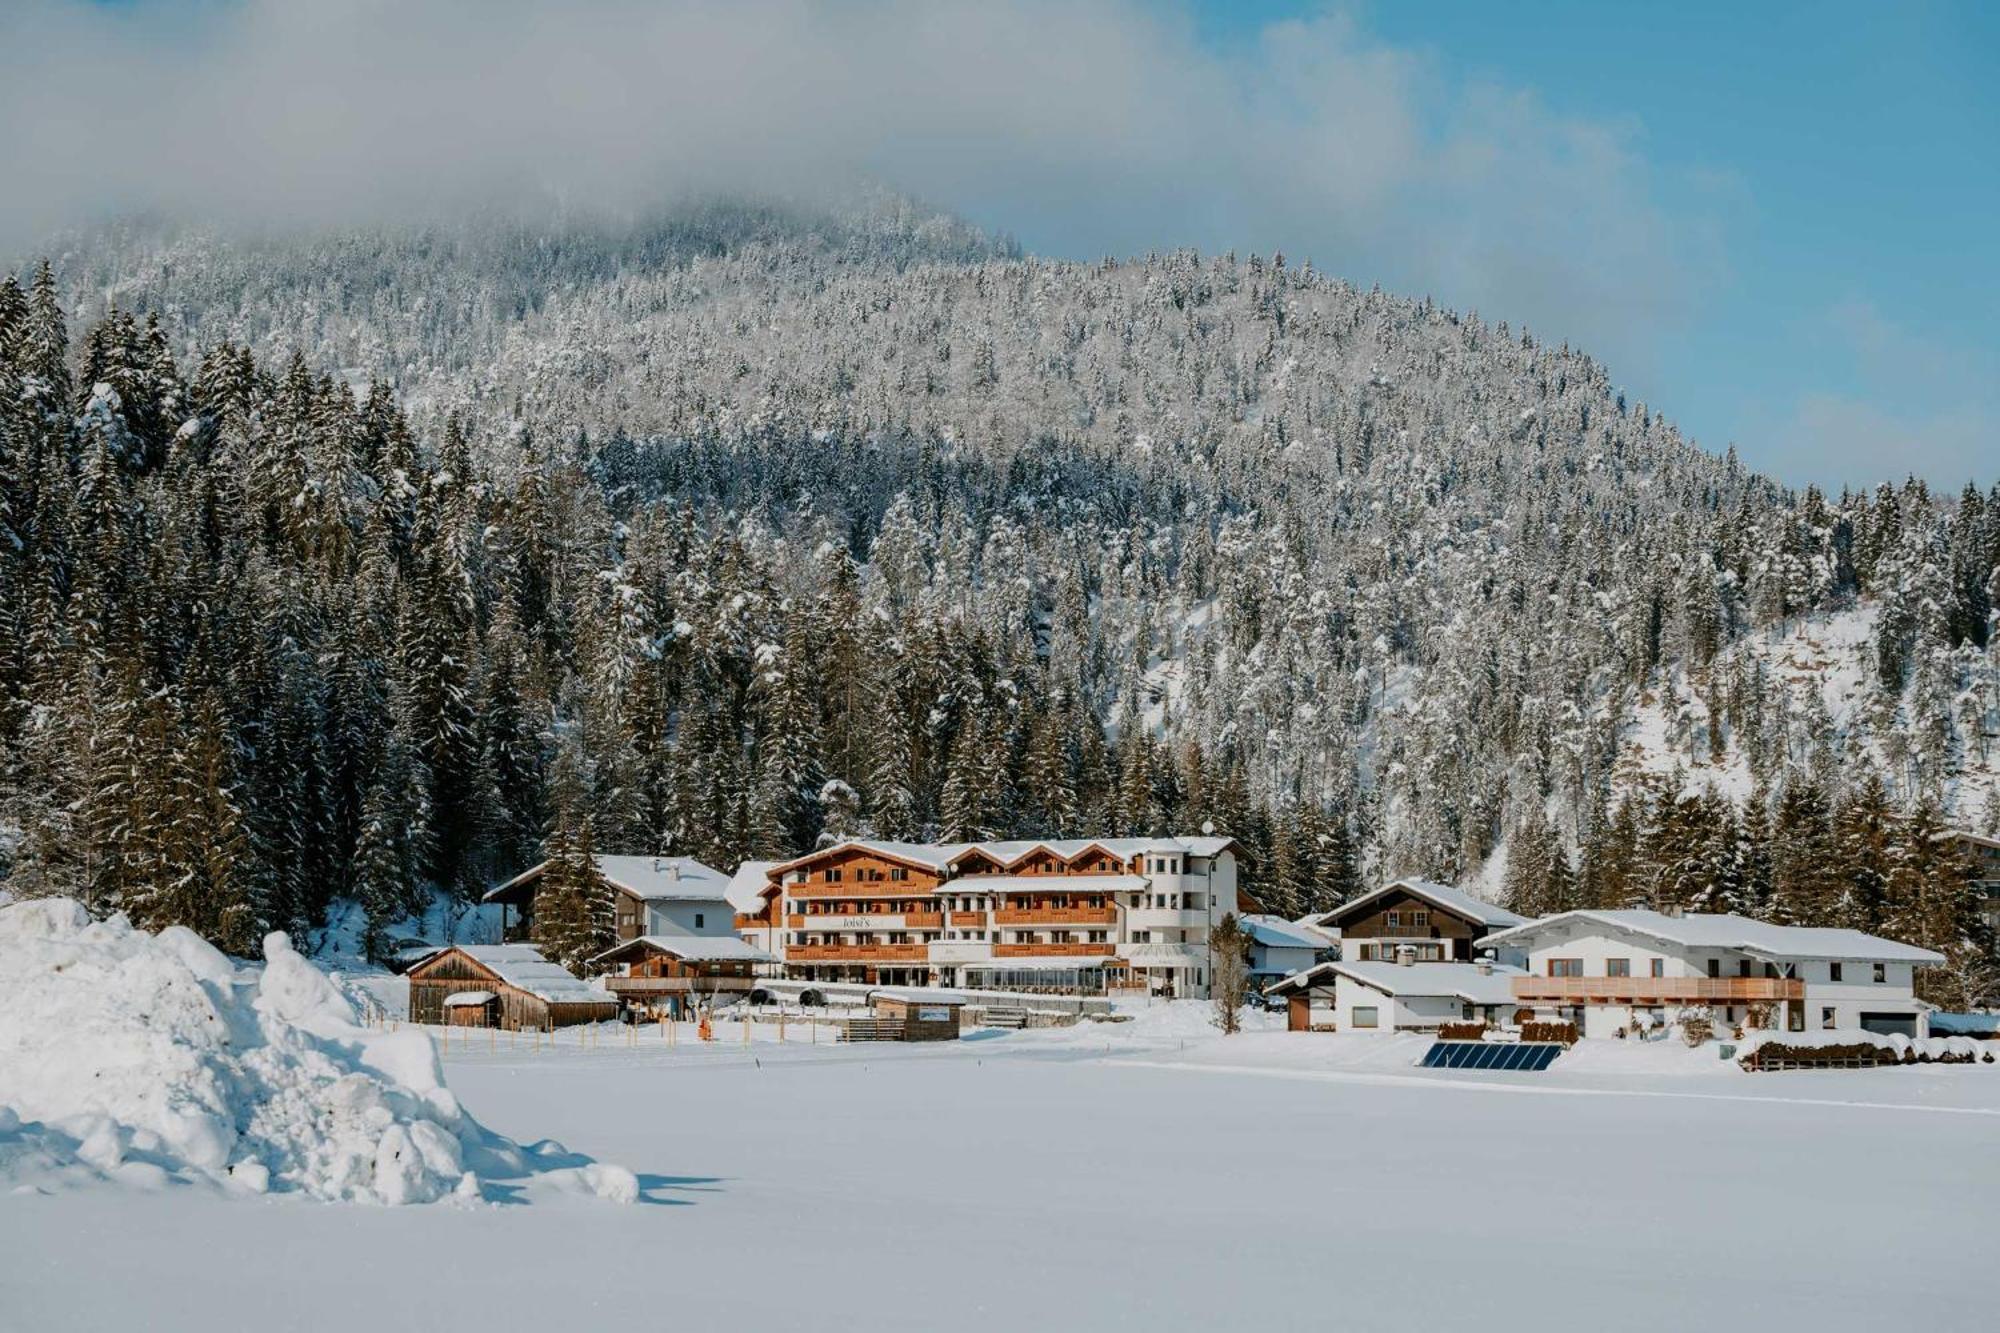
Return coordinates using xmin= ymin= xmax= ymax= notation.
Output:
xmin=1419 ymin=1040 xmax=1564 ymax=1072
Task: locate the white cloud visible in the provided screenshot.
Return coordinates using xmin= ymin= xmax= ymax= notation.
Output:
xmin=0 ymin=0 xmax=1719 ymax=377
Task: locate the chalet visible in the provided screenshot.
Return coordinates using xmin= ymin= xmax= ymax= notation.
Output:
xmin=1265 ymin=958 xmax=1526 ymax=1033
xmin=1239 ymin=914 xmax=1332 ymax=987
xmin=484 ymin=854 xmax=737 ymax=946
xmin=739 ymin=835 xmax=1244 ymax=996
xmin=1312 ymin=879 xmax=1526 ymax=966
xmin=406 ymin=944 xmax=618 ymax=1030
xmin=1947 ymin=829 xmax=2000 ymax=935
xmin=1477 ymin=910 xmax=1945 ymax=1039
xmin=590 ymin=935 xmax=772 ymax=1019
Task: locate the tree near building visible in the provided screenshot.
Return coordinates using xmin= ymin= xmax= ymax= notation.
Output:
xmin=1210 ymin=912 xmax=1250 ymax=1036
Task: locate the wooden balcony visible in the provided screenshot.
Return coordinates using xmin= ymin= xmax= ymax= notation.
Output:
xmin=787 ymin=944 xmax=930 ymax=963
xmin=995 ymin=906 xmax=1118 ymax=927
xmin=605 ymin=976 xmax=755 ymax=995
xmin=948 ymin=912 xmax=989 ymax=928
xmin=787 ymin=911 xmax=943 ymax=930
xmin=788 ymin=880 xmax=934 ymax=899
xmin=1513 ymin=977 xmax=1805 ymax=1004
xmin=993 ymin=942 xmax=1116 ymax=958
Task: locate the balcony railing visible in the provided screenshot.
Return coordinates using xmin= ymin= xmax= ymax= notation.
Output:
xmin=605 ymin=976 xmax=754 ymax=994
xmin=787 ymin=912 xmax=944 ymax=930
xmin=993 ymin=942 xmax=1116 ymax=958
xmin=1513 ymin=977 xmax=1804 ymax=1003
xmin=948 ymin=912 xmax=989 ymax=928
xmin=788 ymin=880 xmax=932 ymax=898
xmin=786 ymin=944 xmax=930 ymax=963
xmin=994 ymin=907 xmax=1118 ymax=926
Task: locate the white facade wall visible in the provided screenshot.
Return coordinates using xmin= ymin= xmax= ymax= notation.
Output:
xmin=1517 ymin=923 xmax=1930 ymax=1038
xmin=1333 ymin=977 xmax=1469 ymax=1032
xmin=645 ymin=899 xmax=736 ymax=939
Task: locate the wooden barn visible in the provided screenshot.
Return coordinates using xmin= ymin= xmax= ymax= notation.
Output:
xmin=406 ymin=944 xmax=618 ymax=1030
xmin=869 ymin=987 xmax=967 ymax=1041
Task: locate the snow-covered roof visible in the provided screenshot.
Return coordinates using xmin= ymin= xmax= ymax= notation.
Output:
xmin=725 ymin=860 xmax=780 ymax=912
xmin=590 ymin=935 xmax=773 ymax=966
xmin=1239 ymin=914 xmax=1331 ymax=950
xmin=870 ymin=986 xmax=969 ymax=1005
xmin=766 ymin=834 xmax=1244 ymax=878
xmin=1477 ymin=910 xmax=1946 ymax=964
xmin=449 ymin=945 xmax=613 ymax=1005
xmin=1319 ymin=960 xmax=1527 ymax=1004
xmin=946 ymin=873 xmax=1145 ymax=894
xmin=1327 ymin=879 xmax=1526 ymax=931
xmin=442 ymin=990 xmax=494 ymax=1007
xmin=484 ymin=855 xmax=733 ymax=905
xmin=1120 ymin=943 xmax=1209 ymax=968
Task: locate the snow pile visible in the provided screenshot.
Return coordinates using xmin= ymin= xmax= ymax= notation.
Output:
xmin=0 ymin=898 xmax=637 ymax=1204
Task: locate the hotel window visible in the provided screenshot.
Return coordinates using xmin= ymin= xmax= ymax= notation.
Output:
xmin=1737 ymin=960 xmax=1752 ymax=978
xmin=1386 ymin=911 xmax=1401 ymax=927
xmin=1829 ymin=963 xmax=1843 ymax=982
xmin=826 ymin=868 xmax=843 ymax=883
xmin=1411 ymin=910 xmax=1429 ymax=927
xmin=1707 ymin=959 xmax=1721 ymax=978
xmin=1650 ymin=959 xmax=1665 ymax=978
xmin=1822 ymin=1007 xmax=1837 ymax=1029
xmin=1547 ymin=958 xmax=1583 ymax=977
xmin=1872 ymin=963 xmax=1886 ymax=983
xmin=693 ymin=913 xmax=704 ymax=929
xmin=1606 ymin=958 xmax=1631 ymax=978
xmin=1352 ymin=1006 xmax=1379 ymax=1029
xmin=890 ymin=867 xmax=908 ymax=881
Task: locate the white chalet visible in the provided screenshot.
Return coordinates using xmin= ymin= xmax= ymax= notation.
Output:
xmin=1238 ymin=914 xmax=1331 ymax=986
xmin=1265 ymin=958 xmax=1527 ymax=1033
xmin=1478 ymin=910 xmax=1944 ymax=1039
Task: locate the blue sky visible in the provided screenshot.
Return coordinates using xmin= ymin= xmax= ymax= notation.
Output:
xmin=1175 ymin=1 xmax=1998 ymax=489
xmin=27 ymin=2 xmax=2000 ymax=488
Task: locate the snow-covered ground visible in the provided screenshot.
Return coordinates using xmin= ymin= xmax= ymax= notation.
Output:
xmin=4 ymin=991 xmax=1997 ymax=1332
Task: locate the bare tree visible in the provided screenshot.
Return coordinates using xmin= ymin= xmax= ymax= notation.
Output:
xmin=1211 ymin=913 xmax=1250 ymax=1035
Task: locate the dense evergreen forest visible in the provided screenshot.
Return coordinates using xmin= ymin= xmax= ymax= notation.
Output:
xmin=2 ymin=200 xmax=1995 ymax=1001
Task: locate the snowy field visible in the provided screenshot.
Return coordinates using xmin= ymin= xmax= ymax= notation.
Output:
xmin=5 ymin=997 xmax=1999 ymax=1333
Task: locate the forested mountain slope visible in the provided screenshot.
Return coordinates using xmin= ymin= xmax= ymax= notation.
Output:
xmin=4 ymin=199 xmax=1995 ymax=997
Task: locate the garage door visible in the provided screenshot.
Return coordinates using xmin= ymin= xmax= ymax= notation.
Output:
xmin=1858 ymin=1012 xmax=1917 ymax=1037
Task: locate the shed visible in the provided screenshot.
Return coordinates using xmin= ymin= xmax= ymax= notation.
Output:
xmin=869 ymin=987 xmax=967 ymax=1040
xmin=406 ymin=945 xmax=618 ymax=1030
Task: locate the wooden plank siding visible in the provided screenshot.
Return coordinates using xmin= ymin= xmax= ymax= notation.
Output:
xmin=1332 ymin=888 xmax=1486 ymax=961
xmin=406 ymin=948 xmax=617 ymax=1031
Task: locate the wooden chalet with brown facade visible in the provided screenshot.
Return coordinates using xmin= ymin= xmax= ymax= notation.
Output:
xmin=590 ymin=934 xmax=772 ymax=1019
xmin=738 ymin=835 xmax=1245 ymax=996
xmin=406 ymin=944 xmax=618 ymax=1030
xmin=1307 ymin=878 xmax=1528 ymax=966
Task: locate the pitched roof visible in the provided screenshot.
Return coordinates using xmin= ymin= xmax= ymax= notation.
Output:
xmin=1324 ymin=879 xmax=1526 ymax=931
xmin=484 ymin=854 xmax=733 ymax=905
xmin=1320 ymin=959 xmax=1526 ymax=1004
xmin=1239 ymin=914 xmax=1332 ymax=950
xmin=449 ymin=945 xmax=612 ymax=1005
xmin=725 ymin=860 xmax=781 ymax=913
xmin=946 ymin=873 xmax=1146 ymax=894
xmin=765 ymin=835 xmax=1244 ymax=878
xmin=590 ymin=935 xmax=773 ymax=966
xmin=1476 ymin=910 xmax=1946 ymax=964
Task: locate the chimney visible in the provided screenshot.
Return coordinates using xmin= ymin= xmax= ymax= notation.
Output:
xmin=1396 ymin=944 xmax=1416 ymax=967
xmin=1476 ymin=959 xmax=1493 ymax=976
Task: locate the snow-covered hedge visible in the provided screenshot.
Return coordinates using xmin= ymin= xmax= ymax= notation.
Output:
xmin=0 ymin=898 xmax=636 ymax=1204
xmin=1737 ymin=1029 xmax=1996 ymax=1070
